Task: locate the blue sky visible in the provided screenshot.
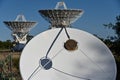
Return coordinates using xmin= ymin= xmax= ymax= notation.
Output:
xmin=0 ymin=0 xmax=120 ymax=41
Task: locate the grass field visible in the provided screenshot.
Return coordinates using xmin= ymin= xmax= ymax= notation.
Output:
xmin=0 ymin=51 xmax=22 ymax=80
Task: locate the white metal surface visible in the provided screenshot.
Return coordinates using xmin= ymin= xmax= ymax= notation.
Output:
xmin=20 ymin=28 xmax=116 ymax=80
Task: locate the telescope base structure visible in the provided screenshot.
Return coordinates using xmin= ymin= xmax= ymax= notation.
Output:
xmin=12 ymin=33 xmax=27 ymax=44
xmin=11 ymin=43 xmax=25 ymax=52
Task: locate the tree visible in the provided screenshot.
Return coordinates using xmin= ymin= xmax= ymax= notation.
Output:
xmin=104 ymin=15 xmax=120 ymax=56
xmin=104 ymin=15 xmax=120 ymax=41
xmin=104 ymin=15 xmax=120 ymax=80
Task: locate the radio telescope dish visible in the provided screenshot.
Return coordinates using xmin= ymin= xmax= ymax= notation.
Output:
xmin=20 ymin=28 xmax=116 ymax=80
xmin=4 ymin=15 xmax=37 ymax=43
xmin=4 ymin=14 xmax=37 ymax=51
xmin=39 ymin=1 xmax=83 ymax=28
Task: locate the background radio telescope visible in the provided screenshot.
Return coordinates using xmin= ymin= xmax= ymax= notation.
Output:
xmin=20 ymin=1 xmax=116 ymax=80
xmin=4 ymin=14 xmax=37 ymax=51
xmin=39 ymin=1 xmax=83 ymax=28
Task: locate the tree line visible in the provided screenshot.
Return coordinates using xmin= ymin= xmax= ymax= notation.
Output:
xmin=0 ymin=40 xmax=12 ymax=50
xmin=0 ymin=35 xmax=33 ymax=51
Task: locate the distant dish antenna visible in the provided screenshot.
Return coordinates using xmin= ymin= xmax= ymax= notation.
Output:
xmin=20 ymin=1 xmax=116 ymax=80
xmin=4 ymin=14 xmax=37 ymax=51
xmin=39 ymin=1 xmax=83 ymax=28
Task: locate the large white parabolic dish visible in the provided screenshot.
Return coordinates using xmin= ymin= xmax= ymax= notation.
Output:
xmin=20 ymin=28 xmax=116 ymax=80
